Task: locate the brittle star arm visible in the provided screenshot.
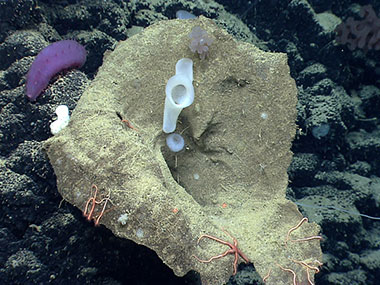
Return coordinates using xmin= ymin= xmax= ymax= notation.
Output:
xmin=94 ymin=190 xmax=112 ymax=226
xmin=83 ymin=184 xmax=99 ymax=221
xmin=285 ymin=217 xmax=322 ymax=246
xmin=193 ymin=234 xmax=235 ymax=262
xmin=83 ymin=185 xmax=113 ymax=226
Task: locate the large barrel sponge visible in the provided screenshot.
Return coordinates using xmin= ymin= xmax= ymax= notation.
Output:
xmin=45 ymin=16 xmax=322 ymax=284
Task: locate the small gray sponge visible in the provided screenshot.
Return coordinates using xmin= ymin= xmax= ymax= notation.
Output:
xmin=166 ymin=133 xmax=185 ymax=152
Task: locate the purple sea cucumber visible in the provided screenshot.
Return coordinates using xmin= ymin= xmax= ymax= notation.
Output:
xmin=26 ymin=40 xmax=87 ymax=101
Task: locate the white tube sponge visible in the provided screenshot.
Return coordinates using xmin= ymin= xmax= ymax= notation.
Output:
xmin=163 ymin=58 xmax=194 ymax=133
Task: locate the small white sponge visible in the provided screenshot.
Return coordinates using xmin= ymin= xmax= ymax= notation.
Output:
xmin=50 ymin=105 xmax=70 ymax=135
xmin=166 ymin=133 xmax=185 ymax=152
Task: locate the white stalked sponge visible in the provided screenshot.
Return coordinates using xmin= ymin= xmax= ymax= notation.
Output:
xmin=163 ymin=58 xmax=194 ymax=133
xmin=166 ymin=133 xmax=185 ymax=152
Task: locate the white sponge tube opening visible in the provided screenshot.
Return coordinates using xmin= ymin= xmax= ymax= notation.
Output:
xmin=163 ymin=58 xmax=194 ymax=133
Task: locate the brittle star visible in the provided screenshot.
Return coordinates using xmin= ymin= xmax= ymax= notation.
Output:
xmin=83 ymin=184 xmax=112 ymax=226
xmin=266 ymin=217 xmax=323 ymax=284
xmin=192 ymin=229 xmax=249 ymax=275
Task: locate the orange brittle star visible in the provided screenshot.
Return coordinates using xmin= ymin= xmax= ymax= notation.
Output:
xmin=192 ymin=229 xmax=250 ymax=275
xmin=268 ymin=217 xmax=323 ymax=284
xmin=83 ymin=184 xmax=112 ymax=226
